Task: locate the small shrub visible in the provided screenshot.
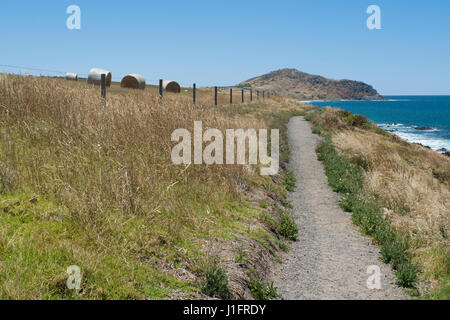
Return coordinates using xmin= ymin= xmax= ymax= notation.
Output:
xmin=248 ymin=271 xmax=279 ymax=300
xmin=234 ymin=248 xmax=250 ymax=266
xmin=279 ymin=210 xmax=298 ymax=241
xmin=395 ymin=263 xmax=418 ymax=288
xmin=201 ymin=265 xmax=231 ymax=299
xmin=342 ymin=114 xmax=369 ymax=127
xmin=380 ymin=240 xmax=405 ymax=265
xmin=375 ymin=228 xmax=397 ymax=244
xmin=276 ymin=240 xmax=290 ymax=252
xmin=283 ymin=200 xmax=293 ymax=209
xmin=282 ymin=170 xmax=296 ymax=192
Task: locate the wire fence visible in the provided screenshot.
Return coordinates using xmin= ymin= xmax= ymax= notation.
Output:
xmin=0 ymin=64 xmax=278 ymax=106
xmin=0 ymin=64 xmax=89 ymax=78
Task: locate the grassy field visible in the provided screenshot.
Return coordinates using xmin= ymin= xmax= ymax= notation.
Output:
xmin=0 ymin=74 xmax=309 ymax=299
xmin=1 ymin=74 xmax=448 ymax=300
xmin=306 ymin=107 xmax=449 ymax=299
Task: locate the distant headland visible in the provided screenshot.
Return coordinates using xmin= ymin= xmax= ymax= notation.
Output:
xmin=238 ymin=68 xmax=385 ymax=101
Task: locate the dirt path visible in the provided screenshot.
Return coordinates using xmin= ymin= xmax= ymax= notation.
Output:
xmin=273 ymin=116 xmax=408 ymax=300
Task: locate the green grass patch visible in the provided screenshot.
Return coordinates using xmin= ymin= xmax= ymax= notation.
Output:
xmin=260 ymin=208 xmax=298 ymax=242
xmin=279 ymin=210 xmax=298 ymax=241
xmin=282 ymin=170 xmax=296 ymax=192
xmin=421 ymin=276 xmax=450 ymax=300
xmin=316 ymin=135 xmax=363 ymax=195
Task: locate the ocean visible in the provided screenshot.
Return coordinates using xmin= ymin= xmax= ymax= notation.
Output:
xmin=304 ymin=96 xmax=450 ymax=153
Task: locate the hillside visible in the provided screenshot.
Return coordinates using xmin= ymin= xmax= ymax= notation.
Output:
xmin=238 ymin=68 xmax=385 ymax=101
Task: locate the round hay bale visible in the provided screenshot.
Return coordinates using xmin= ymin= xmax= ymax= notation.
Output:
xmin=65 ymin=73 xmax=78 ymax=81
xmin=121 ymin=74 xmax=146 ymax=90
xmin=163 ymin=80 xmax=181 ymax=93
xmin=87 ymin=68 xmax=112 ymax=87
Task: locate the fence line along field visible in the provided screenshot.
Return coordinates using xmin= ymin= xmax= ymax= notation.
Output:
xmin=0 ymin=64 xmax=275 ymax=106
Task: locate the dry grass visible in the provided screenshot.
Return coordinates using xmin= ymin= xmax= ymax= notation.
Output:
xmin=313 ymin=107 xmax=450 ymax=296
xmin=0 ymin=74 xmax=308 ymax=299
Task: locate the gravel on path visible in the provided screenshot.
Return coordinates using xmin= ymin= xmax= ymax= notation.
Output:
xmin=272 ymin=116 xmax=409 ymax=300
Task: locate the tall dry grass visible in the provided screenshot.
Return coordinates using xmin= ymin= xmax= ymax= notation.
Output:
xmin=0 ymin=75 xmax=258 ymax=224
xmin=0 ymin=74 xmax=301 ymax=299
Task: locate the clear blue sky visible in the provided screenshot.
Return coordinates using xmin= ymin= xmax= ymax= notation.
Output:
xmin=1 ymin=0 xmax=449 ymax=95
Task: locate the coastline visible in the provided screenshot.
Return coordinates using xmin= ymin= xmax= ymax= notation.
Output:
xmin=378 ymin=123 xmax=450 ymax=156
xmin=301 ymin=97 xmax=450 ymax=157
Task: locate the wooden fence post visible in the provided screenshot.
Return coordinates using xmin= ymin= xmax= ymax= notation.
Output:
xmin=214 ymin=86 xmax=218 ymax=106
xmin=250 ymin=89 xmax=253 ymax=102
xmin=193 ymin=83 xmax=196 ymax=104
xmin=159 ymin=79 xmax=163 ymax=99
xmin=230 ymin=88 xmax=233 ymax=104
xmin=101 ymin=74 xmax=106 ymax=99
xmin=242 ymin=89 xmax=244 ymax=103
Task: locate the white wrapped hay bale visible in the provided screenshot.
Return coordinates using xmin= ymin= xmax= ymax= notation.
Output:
xmin=65 ymin=73 xmax=78 ymax=81
xmin=87 ymin=68 xmax=112 ymax=87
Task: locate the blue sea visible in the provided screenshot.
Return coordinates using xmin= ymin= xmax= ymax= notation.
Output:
xmin=304 ymin=96 xmax=450 ymax=153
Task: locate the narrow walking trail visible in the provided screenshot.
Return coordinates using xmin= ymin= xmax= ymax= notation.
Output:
xmin=273 ymin=117 xmax=408 ymax=300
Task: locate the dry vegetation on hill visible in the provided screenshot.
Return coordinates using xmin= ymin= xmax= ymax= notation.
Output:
xmin=0 ymin=74 xmax=309 ymax=299
xmin=239 ymin=68 xmax=385 ymax=101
